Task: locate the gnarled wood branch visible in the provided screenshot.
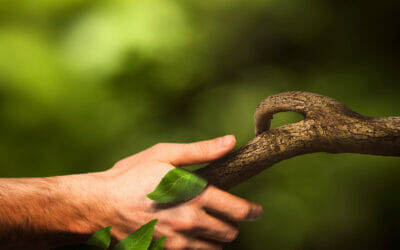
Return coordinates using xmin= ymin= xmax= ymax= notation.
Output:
xmin=195 ymin=91 xmax=400 ymax=190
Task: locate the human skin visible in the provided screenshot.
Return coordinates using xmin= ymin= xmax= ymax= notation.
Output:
xmin=0 ymin=135 xmax=262 ymax=249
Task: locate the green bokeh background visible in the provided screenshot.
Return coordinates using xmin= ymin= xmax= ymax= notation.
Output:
xmin=1 ymin=0 xmax=399 ymax=249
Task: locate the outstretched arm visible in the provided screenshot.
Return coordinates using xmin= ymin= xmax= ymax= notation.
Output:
xmin=0 ymin=174 xmax=102 ymax=249
xmin=0 ymin=135 xmax=262 ymax=250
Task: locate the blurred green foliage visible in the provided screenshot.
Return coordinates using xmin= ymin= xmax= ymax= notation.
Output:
xmin=0 ymin=0 xmax=399 ymax=249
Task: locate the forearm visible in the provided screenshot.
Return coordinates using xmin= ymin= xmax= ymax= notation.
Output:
xmin=0 ymin=174 xmax=104 ymax=249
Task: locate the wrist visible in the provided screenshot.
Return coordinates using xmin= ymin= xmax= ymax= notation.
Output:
xmin=35 ymin=173 xmax=111 ymax=248
xmin=54 ymin=173 xmax=110 ymax=239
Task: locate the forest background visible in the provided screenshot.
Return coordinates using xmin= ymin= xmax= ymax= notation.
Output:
xmin=0 ymin=0 xmax=399 ymax=249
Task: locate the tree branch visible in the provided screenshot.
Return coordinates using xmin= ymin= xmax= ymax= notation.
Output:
xmin=195 ymin=91 xmax=400 ymax=190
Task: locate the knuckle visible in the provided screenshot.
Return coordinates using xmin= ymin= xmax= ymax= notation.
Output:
xmin=237 ymin=204 xmax=251 ymax=220
xmin=166 ymin=237 xmax=189 ymax=249
xmin=111 ymin=159 xmax=124 ymax=169
xmin=175 ymin=211 xmax=198 ymax=231
xmin=152 ymin=143 xmax=167 ymax=151
xmin=195 ymin=142 xmax=210 ymax=156
xmin=225 ymin=228 xmax=239 ymax=242
xmin=149 ymin=143 xmax=172 ymax=155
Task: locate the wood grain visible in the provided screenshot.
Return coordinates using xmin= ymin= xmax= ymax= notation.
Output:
xmin=195 ymin=91 xmax=400 ymax=190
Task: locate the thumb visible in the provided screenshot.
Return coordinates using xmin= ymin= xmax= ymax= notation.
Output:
xmin=150 ymin=135 xmax=236 ymax=167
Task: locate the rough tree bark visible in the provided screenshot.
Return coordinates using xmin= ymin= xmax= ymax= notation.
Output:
xmin=195 ymin=91 xmax=400 ymax=190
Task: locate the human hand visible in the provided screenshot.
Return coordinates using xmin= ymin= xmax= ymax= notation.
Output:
xmin=78 ymin=135 xmax=263 ymax=249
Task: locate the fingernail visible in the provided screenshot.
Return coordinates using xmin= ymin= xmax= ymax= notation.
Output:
xmin=248 ymin=204 xmax=263 ymax=221
xmin=217 ymin=135 xmax=234 ymax=148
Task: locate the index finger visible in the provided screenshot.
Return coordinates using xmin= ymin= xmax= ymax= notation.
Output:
xmin=197 ymin=185 xmax=263 ymax=221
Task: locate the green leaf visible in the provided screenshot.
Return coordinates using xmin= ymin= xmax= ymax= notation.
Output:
xmin=113 ymin=219 xmax=158 ymax=250
xmin=148 ymin=236 xmax=166 ymax=250
xmin=146 ymin=168 xmax=207 ymax=203
xmin=86 ymin=225 xmax=112 ymax=249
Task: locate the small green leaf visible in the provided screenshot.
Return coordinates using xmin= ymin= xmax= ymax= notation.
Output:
xmin=146 ymin=168 xmax=207 ymax=203
xmin=148 ymin=236 xmax=166 ymax=250
xmin=113 ymin=219 xmax=158 ymax=250
xmin=86 ymin=226 xmax=112 ymax=249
